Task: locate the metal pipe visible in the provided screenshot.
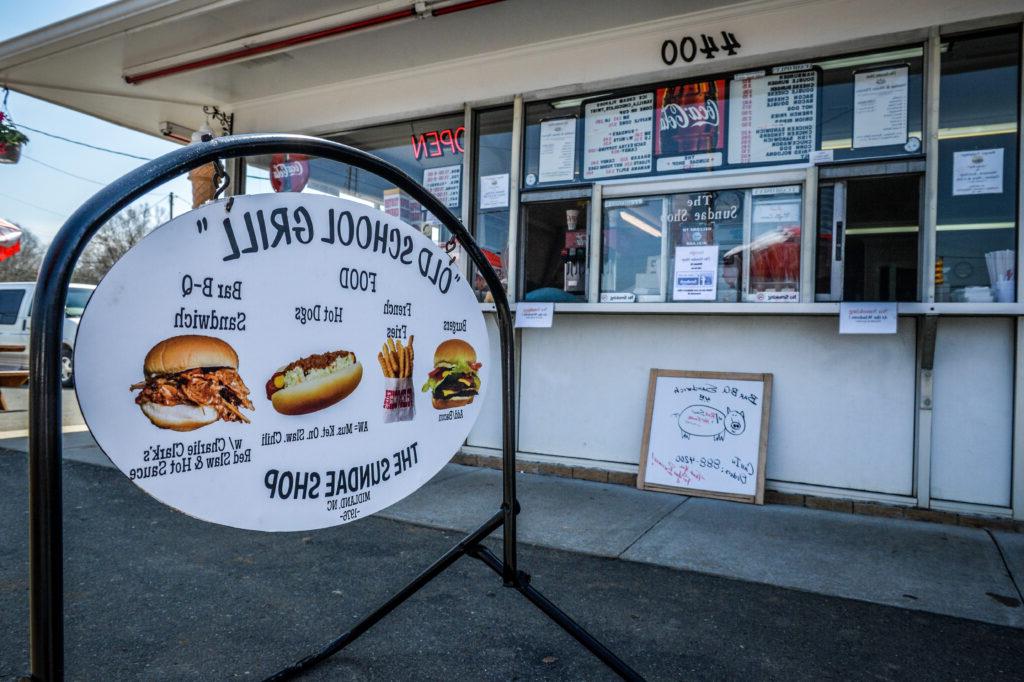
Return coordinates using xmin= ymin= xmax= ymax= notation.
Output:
xmin=28 ymin=133 xmax=515 ymax=680
xmin=469 ymin=546 xmax=645 ymax=681
xmin=123 ymin=0 xmax=505 ymax=85
xmin=265 ymin=510 xmax=505 ymax=681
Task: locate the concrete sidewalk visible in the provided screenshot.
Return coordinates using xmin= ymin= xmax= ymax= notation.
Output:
xmin=5 ymin=430 xmax=1023 ymax=629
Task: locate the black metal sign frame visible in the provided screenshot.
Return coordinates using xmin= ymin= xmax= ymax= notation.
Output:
xmin=27 ymin=134 xmax=643 ymax=681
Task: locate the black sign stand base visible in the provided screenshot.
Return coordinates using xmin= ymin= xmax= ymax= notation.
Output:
xmin=267 ymin=511 xmax=640 ymax=681
xmin=27 ymin=134 xmax=644 ymax=681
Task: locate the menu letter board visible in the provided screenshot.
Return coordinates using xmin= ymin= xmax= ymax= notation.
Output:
xmin=75 ymin=194 xmax=489 ymax=531
xmin=423 ymin=165 xmax=462 ymax=209
xmin=538 ymin=118 xmax=577 ymax=183
xmin=727 ymin=69 xmax=818 ymax=165
xmin=583 ymin=93 xmax=654 ymax=179
xmin=853 ymin=66 xmax=908 ymax=149
xmin=638 ymin=370 xmax=771 ymax=504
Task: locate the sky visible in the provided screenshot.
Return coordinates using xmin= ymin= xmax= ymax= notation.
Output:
xmin=0 ymin=1 xmax=195 ymax=242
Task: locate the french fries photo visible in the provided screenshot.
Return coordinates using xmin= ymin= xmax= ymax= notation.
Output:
xmin=378 ymin=335 xmax=414 ymax=379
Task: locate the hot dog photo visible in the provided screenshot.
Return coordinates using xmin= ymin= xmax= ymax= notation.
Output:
xmin=266 ymin=349 xmax=363 ymax=415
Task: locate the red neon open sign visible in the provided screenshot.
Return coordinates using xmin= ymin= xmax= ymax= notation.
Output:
xmin=411 ymin=126 xmax=465 ymax=160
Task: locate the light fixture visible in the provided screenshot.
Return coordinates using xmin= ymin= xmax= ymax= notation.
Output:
xmin=159 ymin=121 xmax=195 ymax=143
xmin=620 ymin=211 xmax=662 ymax=238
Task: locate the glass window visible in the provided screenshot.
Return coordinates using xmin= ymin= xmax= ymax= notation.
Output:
xmin=521 ymin=45 xmax=925 ymax=189
xmin=471 ymin=107 xmax=514 ymax=301
xmin=0 ymin=289 xmax=25 ymax=325
xmin=816 ymin=46 xmax=925 ymax=160
xmin=520 ymin=198 xmax=589 ymax=302
xmin=601 ymin=185 xmax=802 ymax=303
xmin=246 ymin=113 xmax=466 ymax=247
xmin=815 ymin=174 xmax=922 ymax=302
xmin=936 ymin=28 xmax=1020 ymax=303
xmin=522 ymin=99 xmax=585 ymax=189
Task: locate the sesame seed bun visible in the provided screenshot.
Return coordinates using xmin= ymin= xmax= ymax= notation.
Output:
xmin=144 ymin=335 xmax=238 ymax=376
xmin=433 ymin=339 xmax=476 ymax=366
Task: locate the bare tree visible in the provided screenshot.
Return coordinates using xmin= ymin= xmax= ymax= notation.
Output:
xmin=74 ymin=203 xmax=164 ymax=284
xmin=0 ymin=225 xmax=44 ymax=282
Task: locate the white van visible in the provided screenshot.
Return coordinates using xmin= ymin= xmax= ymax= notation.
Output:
xmin=0 ymin=282 xmax=95 ymax=388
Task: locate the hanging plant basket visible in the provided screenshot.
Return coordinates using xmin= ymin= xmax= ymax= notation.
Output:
xmin=0 ymin=142 xmax=22 ymax=164
xmin=0 ymin=107 xmax=28 ymax=165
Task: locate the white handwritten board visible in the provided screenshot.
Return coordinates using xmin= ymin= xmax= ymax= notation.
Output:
xmin=638 ymin=370 xmax=772 ymax=504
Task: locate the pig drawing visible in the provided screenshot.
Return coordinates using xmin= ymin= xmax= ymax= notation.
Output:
xmin=675 ymin=405 xmax=746 ymax=441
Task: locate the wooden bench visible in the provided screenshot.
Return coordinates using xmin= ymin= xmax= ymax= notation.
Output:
xmin=0 ymin=344 xmax=29 ymax=411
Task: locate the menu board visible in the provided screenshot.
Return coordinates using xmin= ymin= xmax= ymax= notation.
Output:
xmin=727 ymin=68 xmax=818 ymax=165
xmin=538 ymin=118 xmax=577 ymax=183
xmin=639 ymin=370 xmax=771 ymax=504
xmin=74 ymin=194 xmax=489 ymax=531
xmin=583 ymin=93 xmax=654 ymax=179
xmin=423 ymin=165 xmax=462 ymax=209
xmin=853 ymin=66 xmax=908 ymax=148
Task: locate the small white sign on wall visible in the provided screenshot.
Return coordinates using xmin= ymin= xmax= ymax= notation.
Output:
xmin=515 ymin=302 xmax=554 ymax=328
xmin=839 ymin=302 xmax=898 ymax=334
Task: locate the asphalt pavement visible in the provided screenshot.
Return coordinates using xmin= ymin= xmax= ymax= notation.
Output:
xmin=3 ymin=452 xmax=1024 ymax=681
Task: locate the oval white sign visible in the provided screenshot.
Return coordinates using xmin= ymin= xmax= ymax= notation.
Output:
xmin=75 ymin=193 xmax=489 ymax=531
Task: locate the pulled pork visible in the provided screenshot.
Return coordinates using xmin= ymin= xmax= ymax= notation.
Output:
xmin=131 ymin=368 xmax=254 ymax=423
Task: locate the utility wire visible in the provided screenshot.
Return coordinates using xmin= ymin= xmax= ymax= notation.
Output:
xmin=22 ymin=155 xmax=183 ymax=206
xmin=23 ymin=154 xmax=105 ymax=186
xmin=0 ymin=190 xmax=69 ymax=219
xmin=16 ymin=124 xmax=153 ymax=161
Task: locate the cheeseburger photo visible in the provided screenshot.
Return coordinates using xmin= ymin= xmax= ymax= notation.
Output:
xmin=266 ymin=349 xmax=363 ymax=415
xmin=130 ymin=335 xmax=254 ymax=431
xmin=421 ymin=339 xmax=482 ymax=409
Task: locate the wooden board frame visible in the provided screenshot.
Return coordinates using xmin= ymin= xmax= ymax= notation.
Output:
xmin=637 ymin=369 xmax=773 ymax=504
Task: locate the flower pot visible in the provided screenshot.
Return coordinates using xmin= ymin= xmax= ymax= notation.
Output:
xmin=0 ymin=142 xmax=22 ymax=164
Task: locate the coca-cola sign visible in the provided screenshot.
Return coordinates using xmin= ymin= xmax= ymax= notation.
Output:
xmin=655 ymin=80 xmax=727 ymax=171
xmin=660 ymin=99 xmax=720 ymax=130
xmin=270 ymin=153 xmax=310 ymax=193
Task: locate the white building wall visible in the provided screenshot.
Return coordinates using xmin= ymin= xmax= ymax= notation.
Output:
xmin=471 ymin=315 xmax=918 ymax=495
xmin=931 ymin=318 xmax=1015 ymax=506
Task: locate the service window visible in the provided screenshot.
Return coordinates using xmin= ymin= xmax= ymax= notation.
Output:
xmin=520 ymin=196 xmax=589 ymax=302
xmin=470 ymin=106 xmax=514 ymax=301
xmin=935 ymin=28 xmax=1020 ymax=303
xmin=815 ymin=167 xmax=923 ymax=302
xmin=601 ymin=185 xmax=802 ymax=303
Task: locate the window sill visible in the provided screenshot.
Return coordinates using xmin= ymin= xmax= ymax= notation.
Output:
xmin=479 ymin=302 xmax=1024 ymax=315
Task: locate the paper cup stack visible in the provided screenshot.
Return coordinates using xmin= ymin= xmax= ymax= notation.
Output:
xmin=985 ymin=249 xmax=1015 ymax=303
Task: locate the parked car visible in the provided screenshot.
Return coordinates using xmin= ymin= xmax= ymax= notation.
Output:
xmin=0 ymin=282 xmax=95 ymax=388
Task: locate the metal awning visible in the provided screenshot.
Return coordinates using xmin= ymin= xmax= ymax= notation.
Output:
xmin=0 ymin=0 xmax=510 ymax=138
xmin=0 ymin=0 xmax=733 ymax=140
